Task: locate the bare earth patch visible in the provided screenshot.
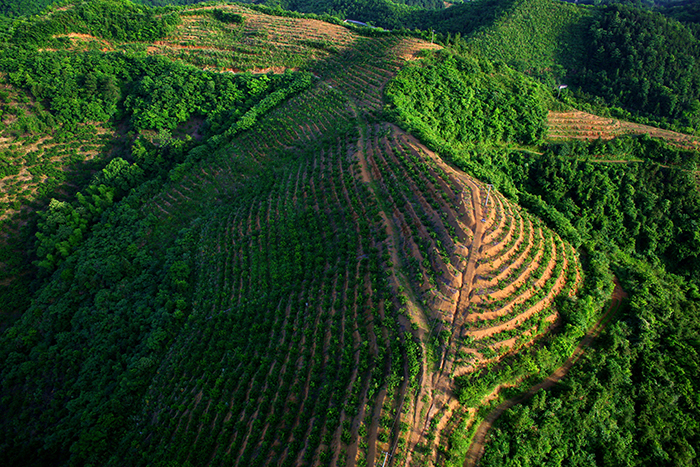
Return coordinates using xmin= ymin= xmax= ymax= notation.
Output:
xmin=548 ymin=110 xmax=700 ymax=150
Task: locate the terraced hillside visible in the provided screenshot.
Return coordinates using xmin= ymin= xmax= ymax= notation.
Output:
xmin=131 ymin=10 xmax=582 ymax=466
xmin=0 ymin=3 xmax=584 ymax=467
xmin=126 ymin=116 xmax=581 ymax=466
xmin=146 ymin=5 xmax=359 ymax=71
xmin=548 ymin=110 xmax=700 ymax=150
xmin=356 ymin=124 xmax=582 ymax=466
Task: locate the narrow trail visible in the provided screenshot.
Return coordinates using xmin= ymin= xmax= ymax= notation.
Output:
xmin=454 ymin=180 xmax=485 ymax=332
xmin=463 ymin=279 xmax=627 ymax=467
xmin=405 ymin=179 xmax=486 ymax=466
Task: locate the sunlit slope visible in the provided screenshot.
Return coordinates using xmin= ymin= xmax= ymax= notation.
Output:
xmin=465 ymin=0 xmax=590 ymax=73
xmin=356 ymin=124 xmax=581 ymax=465
xmin=0 ymin=4 xmax=584 ymax=467
xmin=548 ymin=110 xmax=700 ymax=150
xmin=146 ymin=4 xmax=359 ymax=71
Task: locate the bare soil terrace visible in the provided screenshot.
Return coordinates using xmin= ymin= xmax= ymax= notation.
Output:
xmin=463 ymin=279 xmax=627 ymax=467
xmin=548 ymin=110 xmax=700 ymax=150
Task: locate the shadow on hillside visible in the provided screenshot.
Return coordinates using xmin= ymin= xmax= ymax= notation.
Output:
xmin=406 ymin=0 xmax=520 ymax=36
xmin=554 ymin=12 xmax=594 ymax=77
xmin=0 ymin=126 xmax=133 ymax=330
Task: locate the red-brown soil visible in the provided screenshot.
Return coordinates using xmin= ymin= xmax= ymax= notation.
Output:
xmin=40 ymin=32 xmax=114 ymax=52
xmin=463 ymin=279 xmax=627 ymax=467
xmin=356 ymin=124 xmax=582 ymax=466
xmin=548 ymin=110 xmax=700 ymax=150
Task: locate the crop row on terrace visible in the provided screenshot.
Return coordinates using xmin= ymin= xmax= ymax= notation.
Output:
xmin=140 ymin=82 xmax=354 ymax=225
xmin=122 ymin=131 xmax=414 ymax=467
xmin=129 ymin=34 xmax=450 ymax=466
xmin=230 ymin=84 xmax=355 ymax=159
xmin=149 ymin=5 xmax=359 ymax=72
xmin=547 ymin=110 xmax=700 ymax=149
xmin=361 ymin=124 xmax=466 ymax=319
xmin=107 ymin=41 xmax=436 ymax=462
xmin=450 ymin=183 xmax=581 ymax=372
xmin=313 ymin=36 xmax=442 ymax=116
xmin=346 ymin=120 xmax=583 ymax=464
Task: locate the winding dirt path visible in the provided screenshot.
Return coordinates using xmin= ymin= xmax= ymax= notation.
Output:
xmin=403 ymin=179 xmax=487 ymax=466
xmin=454 ymin=180 xmax=486 ymax=328
xmin=463 ymin=278 xmax=627 ymax=467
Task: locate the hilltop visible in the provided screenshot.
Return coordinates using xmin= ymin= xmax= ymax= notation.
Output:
xmin=0 ymin=1 xmax=699 ymax=467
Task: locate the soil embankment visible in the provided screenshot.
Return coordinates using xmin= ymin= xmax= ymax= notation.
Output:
xmin=463 ymin=279 xmax=627 ymax=467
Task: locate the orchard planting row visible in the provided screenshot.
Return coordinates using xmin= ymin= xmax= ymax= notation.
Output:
xmin=548 ymin=110 xmax=700 ymax=150
xmin=154 ymin=5 xmax=359 ymax=73
xmin=120 ymin=98 xmax=425 ymax=465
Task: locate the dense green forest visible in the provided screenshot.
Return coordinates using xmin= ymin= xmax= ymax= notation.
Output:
xmin=386 ymin=51 xmax=550 ymax=151
xmin=10 ymin=0 xmax=181 ymax=45
xmin=574 ymin=4 xmax=700 ymax=128
xmin=1 ymin=0 xmax=699 ymax=466
xmin=0 ymin=0 xmax=56 ymax=16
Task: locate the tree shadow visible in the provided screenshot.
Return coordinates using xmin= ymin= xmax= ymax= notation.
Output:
xmin=0 ymin=122 xmax=133 ymax=330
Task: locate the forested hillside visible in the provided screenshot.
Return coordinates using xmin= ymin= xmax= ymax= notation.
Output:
xmin=574 ymin=4 xmax=700 ymax=128
xmin=481 ymin=262 xmax=700 ymax=466
xmin=0 ymin=1 xmax=699 ymax=467
xmin=0 ymin=0 xmax=204 ymax=16
xmin=0 ymin=0 xmax=55 ymax=16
